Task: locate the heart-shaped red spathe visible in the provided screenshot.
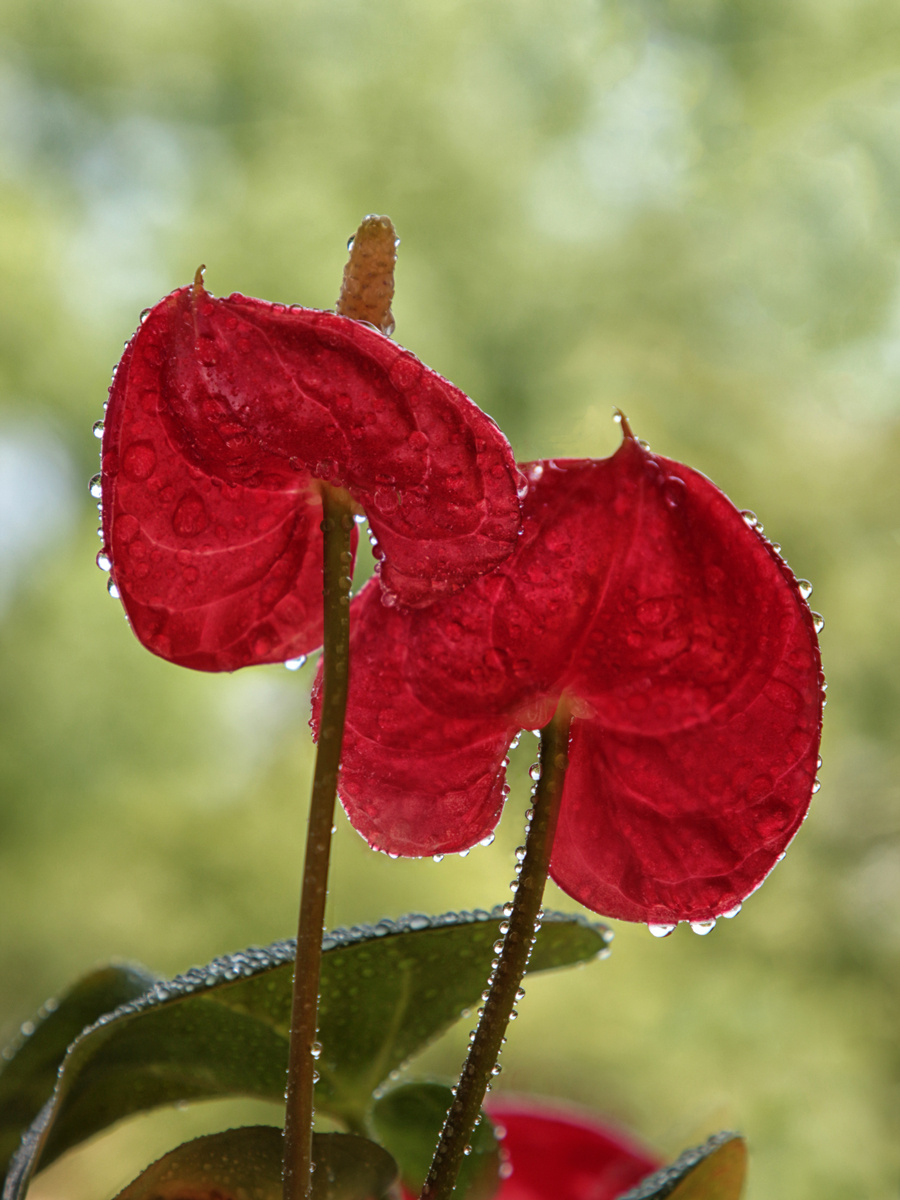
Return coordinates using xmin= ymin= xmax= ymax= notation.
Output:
xmin=99 ymin=282 xmax=521 ymax=671
xmin=317 ymin=432 xmax=824 ymax=925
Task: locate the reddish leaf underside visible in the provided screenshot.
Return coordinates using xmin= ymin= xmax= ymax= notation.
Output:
xmin=320 ymin=434 xmax=824 ymax=924
xmin=100 ymin=283 xmax=520 ymax=671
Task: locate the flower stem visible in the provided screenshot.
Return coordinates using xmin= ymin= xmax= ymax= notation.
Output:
xmin=283 ymin=486 xmax=355 ymax=1200
xmin=419 ymin=702 xmax=574 ymax=1200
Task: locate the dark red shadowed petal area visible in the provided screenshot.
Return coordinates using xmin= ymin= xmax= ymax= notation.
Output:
xmin=484 ymin=1098 xmax=662 ymax=1200
xmin=101 ymin=283 xmax=520 ymax=670
xmin=322 ymin=432 xmax=823 ymax=923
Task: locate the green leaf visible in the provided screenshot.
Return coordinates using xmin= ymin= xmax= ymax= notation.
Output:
xmin=111 ymin=1126 xmax=397 ymax=1200
xmin=2 ymin=909 xmax=608 ymax=1199
xmin=371 ymin=1082 xmax=499 ymax=1200
xmin=617 ymin=1133 xmax=747 ymax=1200
xmin=0 ymin=964 xmax=157 ymax=1180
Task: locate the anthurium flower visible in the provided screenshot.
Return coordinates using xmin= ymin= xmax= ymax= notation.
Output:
xmin=399 ymin=1098 xmax=660 ymax=1200
xmin=316 ymin=429 xmax=824 ymax=925
xmin=98 ymin=279 xmax=521 ymax=671
xmin=484 ymin=1098 xmax=661 ymax=1200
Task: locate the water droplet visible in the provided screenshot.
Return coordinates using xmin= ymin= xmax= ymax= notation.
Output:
xmin=690 ymin=918 xmax=717 ymax=936
xmin=458 ymin=849 xmax=470 ymax=858
xmin=311 ymin=1041 xmax=322 ymax=1060
xmin=107 ymin=578 xmax=121 ymax=599
xmin=433 ymin=854 xmax=444 ymax=863
xmin=740 ymin=510 xmax=759 ymax=529
xmin=312 ymin=1069 xmax=320 ymax=1083
xmin=479 ymin=832 xmax=495 ymax=847
xmin=88 ymin=473 xmax=102 ymax=498
xmin=721 ymin=903 xmax=742 ymax=919
xmin=463 ymin=1145 xmax=473 ymax=1156
xmin=92 ymin=420 xmax=105 ymax=439
xmin=816 ymin=754 xmax=823 ymax=770
xmin=493 ymin=938 xmax=504 ymax=954
xmin=96 ymin=550 xmax=111 ymax=572
xmin=529 ymin=763 xmax=541 ymax=781
xmin=19 ymin=1021 xmax=35 ymax=1038
xmin=491 ymin=1063 xmax=502 ymax=1076
xmin=648 ymin=923 xmax=676 ymax=938
xmin=811 ymin=612 xmax=825 ymax=634
xmin=515 ymin=846 xmax=526 ymax=862
xmin=662 ymin=476 xmax=686 ymax=508
xmin=515 ymin=987 xmax=525 ymax=1000
xmin=811 ymin=778 xmax=821 ymax=794
xmin=284 ymin=656 xmax=307 ymax=671
xmin=797 ymin=579 xmax=813 ymax=600
xmin=502 ymin=902 xmax=514 ymax=917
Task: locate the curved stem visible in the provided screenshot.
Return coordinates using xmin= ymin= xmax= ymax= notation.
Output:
xmin=420 ymin=702 xmax=574 ymax=1200
xmin=283 ymin=487 xmax=355 ymax=1200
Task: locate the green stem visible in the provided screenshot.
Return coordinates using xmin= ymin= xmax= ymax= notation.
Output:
xmin=283 ymin=486 xmax=355 ymax=1200
xmin=420 ymin=702 xmax=574 ymax=1200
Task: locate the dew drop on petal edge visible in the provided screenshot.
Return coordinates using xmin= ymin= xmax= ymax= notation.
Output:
xmin=648 ymin=923 xmax=676 ymax=938
xmin=88 ymin=473 xmax=102 ymax=498
xmin=284 ymin=656 xmax=307 ymax=671
xmin=690 ymin=919 xmax=717 ymax=936
xmin=721 ymin=903 xmax=742 ymax=919
xmin=92 ymin=420 xmax=105 ymax=439
xmin=96 ymin=551 xmax=112 ymax=572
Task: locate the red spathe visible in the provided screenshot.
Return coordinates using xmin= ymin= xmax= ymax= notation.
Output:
xmin=100 ymin=283 xmax=521 ymax=671
xmin=317 ymin=435 xmax=824 ymax=924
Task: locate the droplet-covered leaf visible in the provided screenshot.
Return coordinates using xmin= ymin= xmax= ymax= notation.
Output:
xmin=371 ymin=1083 xmax=499 ymax=1200
xmin=112 ymin=1126 xmax=397 ymax=1200
xmin=0 ymin=964 xmax=156 ymax=1180
xmin=617 ymin=1133 xmax=747 ymax=1200
xmin=2 ymin=911 xmax=608 ymax=1199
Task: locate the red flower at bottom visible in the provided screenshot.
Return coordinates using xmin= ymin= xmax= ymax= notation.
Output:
xmin=316 ymin=430 xmax=824 ymax=925
xmin=400 ymin=1098 xmax=660 ymax=1200
xmin=484 ymin=1098 xmax=661 ymax=1200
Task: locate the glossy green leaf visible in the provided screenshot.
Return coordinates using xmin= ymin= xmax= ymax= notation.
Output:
xmin=2 ymin=909 xmax=608 ymax=1200
xmin=112 ymin=1126 xmax=397 ymax=1200
xmin=618 ymin=1133 xmax=747 ymax=1200
xmin=0 ymin=964 xmax=157 ymax=1180
xmin=371 ymin=1082 xmax=499 ymax=1200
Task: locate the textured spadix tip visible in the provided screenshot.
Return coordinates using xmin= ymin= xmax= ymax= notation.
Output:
xmin=98 ymin=278 xmax=521 ymax=671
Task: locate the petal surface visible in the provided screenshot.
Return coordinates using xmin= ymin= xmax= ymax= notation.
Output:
xmin=314 ymin=579 xmax=517 ymax=856
xmin=101 ymin=284 xmax=520 ymax=670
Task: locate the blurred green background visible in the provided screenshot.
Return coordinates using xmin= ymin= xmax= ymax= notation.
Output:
xmin=0 ymin=2 xmax=898 ymax=1197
